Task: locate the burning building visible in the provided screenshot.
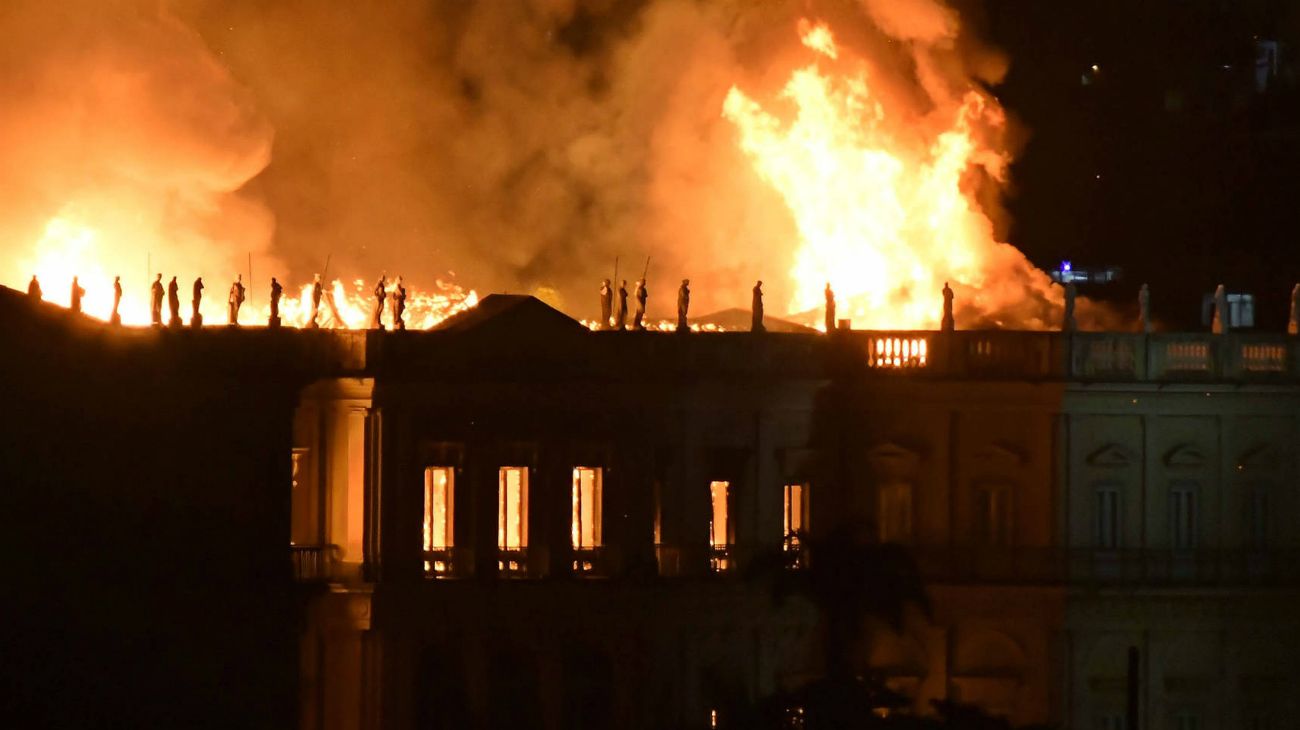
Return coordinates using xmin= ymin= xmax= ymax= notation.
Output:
xmin=5 ymin=284 xmax=1300 ymax=729
xmin=4 ymin=2 xmax=1299 ymax=729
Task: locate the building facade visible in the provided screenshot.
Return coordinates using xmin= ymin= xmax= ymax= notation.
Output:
xmin=289 ymin=296 xmax=1300 ymax=730
xmin=4 ymin=287 xmax=1297 ymax=729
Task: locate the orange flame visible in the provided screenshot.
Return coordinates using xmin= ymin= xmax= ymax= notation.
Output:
xmin=723 ymin=19 xmax=1060 ymax=330
xmin=12 ymin=213 xmax=476 ymax=330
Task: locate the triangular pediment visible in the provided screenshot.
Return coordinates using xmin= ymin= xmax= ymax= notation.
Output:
xmin=1163 ymin=443 xmax=1208 ymax=468
xmin=433 ymin=294 xmax=588 ymax=336
xmin=866 ymin=441 xmax=922 ymax=463
xmin=974 ymin=441 xmax=1027 ymax=467
xmin=1236 ymin=444 xmax=1281 ymax=471
xmin=1086 ymin=443 xmax=1135 ymax=468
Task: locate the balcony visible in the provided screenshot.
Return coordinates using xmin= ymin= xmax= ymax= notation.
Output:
xmin=423 ymin=547 xmax=475 ymax=579
xmin=655 ymin=544 xmax=737 ymax=577
xmin=290 ymin=544 xmax=339 ymax=582
xmin=837 ymin=330 xmax=1300 ymax=383
xmin=498 ymin=549 xmax=529 ymax=578
xmin=907 ymin=547 xmax=1300 ymax=587
xmin=1064 ymin=548 xmax=1300 ymax=586
xmin=783 ymin=533 xmax=807 ymax=570
xmin=571 ymin=546 xmax=624 ymax=577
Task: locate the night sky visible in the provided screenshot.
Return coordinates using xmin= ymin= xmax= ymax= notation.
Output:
xmin=976 ymin=0 xmax=1300 ymax=329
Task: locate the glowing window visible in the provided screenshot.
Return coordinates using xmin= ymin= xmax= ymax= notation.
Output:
xmin=571 ymin=467 xmax=603 ymax=549
xmin=783 ymin=483 xmax=807 ymax=549
xmin=709 ymin=480 xmax=732 ymax=572
xmin=710 ymin=481 xmax=731 ymax=548
xmin=423 ymin=467 xmax=454 ymax=575
xmin=499 ymin=467 xmax=529 ymax=574
xmin=291 ymin=448 xmax=309 ymax=491
xmin=877 ymin=481 xmax=913 ymax=544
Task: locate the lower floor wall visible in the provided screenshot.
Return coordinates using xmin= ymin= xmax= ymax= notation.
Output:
xmin=1064 ymin=591 xmax=1300 ymax=730
xmin=299 ymin=584 xmax=1300 ymax=730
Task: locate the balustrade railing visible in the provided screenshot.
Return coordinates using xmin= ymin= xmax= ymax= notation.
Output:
xmin=838 ymin=330 xmax=1299 ymax=382
xmin=290 ymin=544 xmax=339 ymax=582
xmin=423 ymin=547 xmax=475 ymax=579
xmin=907 ymin=547 xmax=1300 ymax=586
xmin=571 ymin=546 xmax=622 ymax=577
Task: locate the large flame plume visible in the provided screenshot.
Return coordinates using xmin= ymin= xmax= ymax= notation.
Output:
xmin=2 ymin=2 xmax=1092 ymax=331
xmin=724 ymin=19 xmax=1062 ymax=330
xmin=0 ymin=2 xmax=474 ymax=330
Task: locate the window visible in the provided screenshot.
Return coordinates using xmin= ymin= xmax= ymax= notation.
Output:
xmin=291 ymin=448 xmax=309 ymax=491
xmin=1169 ymin=484 xmax=1196 ymax=549
xmin=709 ymin=480 xmax=732 ymax=572
xmin=572 ymin=467 xmax=603 ymax=573
xmin=1095 ymin=487 xmax=1120 ymax=549
xmin=877 ymin=481 xmax=913 ymax=544
xmin=423 ymin=467 xmax=455 ymax=576
xmin=783 ymin=483 xmax=808 ymax=553
xmin=973 ymin=483 xmax=1011 ymax=547
xmin=499 ymin=467 xmax=529 ymax=574
xmin=1248 ymin=487 xmax=1269 ymax=548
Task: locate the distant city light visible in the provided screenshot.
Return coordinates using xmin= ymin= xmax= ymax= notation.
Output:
xmin=1061 ymin=261 xmax=1072 ymax=272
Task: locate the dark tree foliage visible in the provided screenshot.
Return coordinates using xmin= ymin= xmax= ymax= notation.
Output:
xmin=745 ymin=526 xmax=1053 ymax=730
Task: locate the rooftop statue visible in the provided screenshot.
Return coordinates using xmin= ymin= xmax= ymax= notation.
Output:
xmin=70 ymin=276 xmax=85 ymax=314
xmin=111 ymin=276 xmax=122 ymax=325
xmin=270 ymin=277 xmax=283 ymax=328
xmin=599 ymin=279 xmax=613 ymax=330
xmin=191 ymin=277 xmax=204 ymax=327
xmin=395 ymin=276 xmax=407 ymax=331
xmin=752 ymin=280 xmax=765 ymax=332
xmin=150 ymin=274 xmax=164 ymax=326
xmin=27 ymin=275 xmax=42 ymax=301
xmin=1211 ymin=284 xmax=1227 ymax=334
xmin=676 ymin=279 xmax=690 ymax=333
xmin=372 ymin=276 xmax=386 ymax=330
xmin=615 ymin=280 xmax=628 ymax=330
xmin=167 ymin=276 xmax=180 ymax=327
xmin=228 ymin=275 xmax=245 ymax=326
xmin=634 ymin=279 xmax=648 ymax=330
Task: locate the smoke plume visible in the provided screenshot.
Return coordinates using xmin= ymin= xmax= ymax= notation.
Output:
xmin=2 ymin=0 xmax=1101 ymax=326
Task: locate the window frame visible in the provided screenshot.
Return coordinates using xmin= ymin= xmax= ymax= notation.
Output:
xmin=709 ymin=480 xmax=734 ymax=573
xmin=877 ymin=480 xmax=915 ymax=545
xmin=1169 ymin=482 xmax=1198 ymax=550
xmin=498 ymin=466 xmax=530 ymax=575
xmin=423 ymin=466 xmax=456 ymax=577
xmin=783 ymin=482 xmax=809 ymax=567
xmin=1094 ymin=484 xmax=1121 ymax=550
xmin=571 ymin=466 xmax=604 ymax=574
xmin=972 ymin=480 xmax=1013 ymax=547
